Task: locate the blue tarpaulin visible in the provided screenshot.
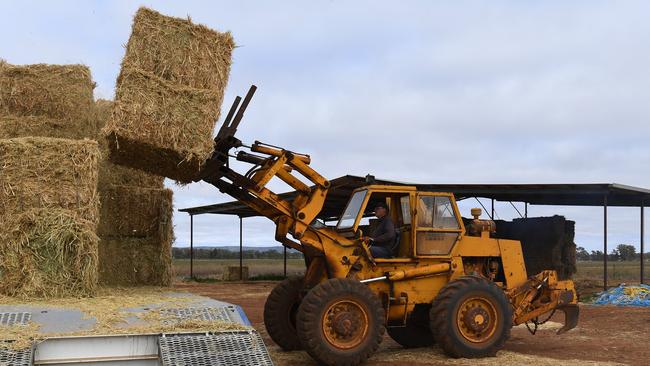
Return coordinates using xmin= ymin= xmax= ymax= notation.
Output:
xmin=593 ymin=284 xmax=650 ymax=306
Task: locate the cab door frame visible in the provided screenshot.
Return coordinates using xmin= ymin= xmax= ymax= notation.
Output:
xmin=413 ymin=192 xmax=465 ymax=259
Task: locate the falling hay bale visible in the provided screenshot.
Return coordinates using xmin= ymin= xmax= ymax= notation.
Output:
xmin=103 ymin=7 xmax=234 ymax=182
xmin=95 ymin=100 xmax=164 ymax=188
xmin=0 ymin=209 xmax=99 ymax=298
xmin=105 ymin=69 xmax=222 ymax=182
xmin=98 ymin=186 xmax=173 ymax=286
xmin=121 ymin=7 xmax=234 ymax=89
xmin=98 ymin=138 xmax=165 ymax=188
xmin=98 ymin=186 xmax=172 ymax=238
xmin=0 ymin=137 xmax=100 ymax=223
xmin=0 ymin=64 xmax=95 ymax=121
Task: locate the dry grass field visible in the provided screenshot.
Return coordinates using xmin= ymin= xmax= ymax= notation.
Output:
xmin=173 ymin=258 xmax=648 ymax=284
xmin=173 ymin=258 xmax=306 ymax=279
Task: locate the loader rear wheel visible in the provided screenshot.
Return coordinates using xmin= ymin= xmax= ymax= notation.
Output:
xmin=387 ymin=304 xmax=435 ymax=348
xmin=429 ymin=276 xmax=512 ymax=358
xmin=296 ymin=278 xmax=385 ymax=366
xmin=264 ymin=277 xmax=304 ymax=350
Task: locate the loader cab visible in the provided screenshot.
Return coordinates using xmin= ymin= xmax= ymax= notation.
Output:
xmin=336 ymin=186 xmax=465 ymax=259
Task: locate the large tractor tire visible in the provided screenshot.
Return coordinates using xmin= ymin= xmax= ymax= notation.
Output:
xmin=429 ymin=276 xmax=512 ymax=358
xmin=263 ymin=276 xmax=304 ymax=351
xmin=296 ymin=278 xmax=385 ymax=366
xmin=387 ymin=304 xmax=435 ymax=348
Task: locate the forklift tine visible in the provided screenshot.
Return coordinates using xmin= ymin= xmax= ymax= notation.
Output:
xmin=224 ymin=95 xmax=242 ymax=127
xmin=229 ymin=85 xmax=257 ymax=132
xmin=214 ymin=95 xmax=242 ymax=142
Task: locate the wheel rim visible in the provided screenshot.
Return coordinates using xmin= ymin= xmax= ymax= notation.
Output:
xmin=322 ymin=299 xmax=370 ymax=350
xmin=456 ymin=296 xmax=498 ymax=343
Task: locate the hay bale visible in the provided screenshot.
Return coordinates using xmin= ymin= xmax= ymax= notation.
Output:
xmin=0 ymin=114 xmax=98 ymax=140
xmin=495 ymin=216 xmax=577 ymax=280
xmin=0 ymin=137 xmax=100 ymax=222
xmin=98 ymin=139 xmax=165 ymax=187
xmin=98 ymin=186 xmax=172 ymax=238
xmin=105 ymin=68 xmax=224 ymax=182
xmin=0 ymin=64 xmax=95 ymax=121
xmin=95 ymin=100 xmax=164 ymax=188
xmin=97 ymin=186 xmax=173 ymax=286
xmin=122 ymin=7 xmax=234 ymax=89
xmin=224 ymin=266 xmax=249 ymax=281
xmin=103 ymin=7 xmax=234 ymax=182
xmin=0 ymin=209 xmax=99 ymax=298
xmin=98 ymin=237 xmax=172 ymax=286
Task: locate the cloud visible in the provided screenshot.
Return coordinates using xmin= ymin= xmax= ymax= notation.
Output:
xmin=2 ymin=1 xmax=649 ymax=251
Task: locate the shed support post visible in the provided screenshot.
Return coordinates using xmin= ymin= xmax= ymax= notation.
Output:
xmin=641 ymin=200 xmax=645 ymax=284
xmin=190 ymin=214 xmax=194 ymax=279
xmin=239 ymin=216 xmax=243 ymax=281
xmin=284 ymin=246 xmax=287 ymax=278
xmin=525 ymin=202 xmax=528 ymax=218
xmin=491 ymin=199 xmax=495 ymax=219
xmin=603 ymin=196 xmax=607 ymax=291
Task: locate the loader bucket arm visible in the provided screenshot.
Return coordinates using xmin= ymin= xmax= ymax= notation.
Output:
xmin=199 ymin=85 xmax=332 ymax=252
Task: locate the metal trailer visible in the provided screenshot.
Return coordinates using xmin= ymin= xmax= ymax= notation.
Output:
xmin=0 ymin=293 xmax=273 ymax=366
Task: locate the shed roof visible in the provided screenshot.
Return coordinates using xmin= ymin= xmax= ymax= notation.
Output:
xmin=179 ymin=175 xmax=650 ymax=219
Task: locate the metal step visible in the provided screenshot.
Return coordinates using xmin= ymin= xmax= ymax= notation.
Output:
xmin=160 ymin=306 xmax=239 ymax=323
xmin=0 ymin=343 xmax=33 ymax=366
xmin=0 ymin=312 xmax=32 ymax=326
xmin=158 ymin=331 xmax=273 ymax=366
xmin=1 ymin=313 xmax=34 ymax=366
xmin=1 ymin=301 xmax=267 ymax=365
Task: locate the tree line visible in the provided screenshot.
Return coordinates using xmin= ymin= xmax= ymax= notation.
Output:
xmin=576 ymin=244 xmax=647 ymax=261
xmin=172 ymin=247 xmax=304 ymax=260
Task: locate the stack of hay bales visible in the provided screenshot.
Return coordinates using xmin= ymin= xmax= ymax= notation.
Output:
xmin=495 ymin=215 xmax=577 ymax=280
xmin=0 ymin=63 xmax=100 ymax=297
xmin=97 ymin=186 xmax=173 ymax=285
xmin=103 ymin=7 xmax=235 ymax=183
xmin=0 ymin=64 xmax=98 ymax=139
xmin=94 ymin=100 xmax=173 ymax=286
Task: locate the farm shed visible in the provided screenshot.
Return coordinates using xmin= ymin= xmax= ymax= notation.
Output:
xmin=180 ymin=175 xmax=650 ymax=289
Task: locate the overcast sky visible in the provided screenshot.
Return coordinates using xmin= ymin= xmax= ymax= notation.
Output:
xmin=2 ymin=1 xmax=649 ymax=252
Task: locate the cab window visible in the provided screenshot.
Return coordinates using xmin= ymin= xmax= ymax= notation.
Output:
xmin=337 ymin=190 xmax=367 ymax=230
xmin=416 ymin=195 xmax=460 ymax=255
xmin=400 ymin=195 xmax=411 ymax=225
xmin=417 ymin=196 xmax=459 ymax=229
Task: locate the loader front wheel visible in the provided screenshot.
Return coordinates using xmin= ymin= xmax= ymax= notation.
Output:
xmin=296 ymin=278 xmax=385 ymax=366
xmin=264 ymin=276 xmax=304 ymax=350
xmin=429 ymin=276 xmax=512 ymax=358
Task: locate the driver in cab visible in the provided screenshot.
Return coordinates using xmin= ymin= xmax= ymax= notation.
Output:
xmin=363 ymin=202 xmax=395 ymax=258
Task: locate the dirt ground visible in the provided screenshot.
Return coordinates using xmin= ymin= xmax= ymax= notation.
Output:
xmin=175 ymin=281 xmax=650 ymax=366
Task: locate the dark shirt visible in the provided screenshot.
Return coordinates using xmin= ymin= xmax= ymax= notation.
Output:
xmin=370 ymin=216 xmax=395 ymax=249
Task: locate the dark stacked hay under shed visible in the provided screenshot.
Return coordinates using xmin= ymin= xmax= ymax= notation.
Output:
xmin=495 ymin=215 xmax=577 ymax=280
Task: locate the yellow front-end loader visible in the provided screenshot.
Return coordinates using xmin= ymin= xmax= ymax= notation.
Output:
xmin=199 ymin=86 xmax=579 ymax=366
